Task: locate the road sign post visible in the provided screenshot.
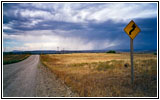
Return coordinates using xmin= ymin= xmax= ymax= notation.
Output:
xmin=124 ymin=20 xmax=141 ymax=84
xmin=130 ymin=38 xmax=134 ymax=84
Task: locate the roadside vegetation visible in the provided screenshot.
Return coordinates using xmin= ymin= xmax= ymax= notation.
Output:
xmin=40 ymin=53 xmax=157 ymax=97
xmin=3 ymin=54 xmax=30 ymax=65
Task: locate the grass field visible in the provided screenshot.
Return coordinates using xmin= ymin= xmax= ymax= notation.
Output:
xmin=3 ymin=54 xmax=30 ymax=65
xmin=40 ymin=53 xmax=157 ymax=97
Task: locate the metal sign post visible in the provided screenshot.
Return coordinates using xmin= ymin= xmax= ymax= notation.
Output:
xmin=130 ymin=38 xmax=134 ymax=84
xmin=124 ymin=20 xmax=141 ymax=84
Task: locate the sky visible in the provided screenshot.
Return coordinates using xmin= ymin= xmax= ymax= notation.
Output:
xmin=3 ymin=3 xmax=157 ymax=51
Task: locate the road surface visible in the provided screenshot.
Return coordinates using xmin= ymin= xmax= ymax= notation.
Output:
xmin=3 ymin=55 xmax=77 ymax=97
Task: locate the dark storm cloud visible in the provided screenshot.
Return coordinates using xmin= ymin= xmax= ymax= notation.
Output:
xmin=134 ymin=18 xmax=157 ymax=50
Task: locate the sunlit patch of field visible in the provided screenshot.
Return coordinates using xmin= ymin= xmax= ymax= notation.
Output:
xmin=40 ymin=53 xmax=157 ymax=97
xmin=3 ymin=54 xmax=30 ymax=65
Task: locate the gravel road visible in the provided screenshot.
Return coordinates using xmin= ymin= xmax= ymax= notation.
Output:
xmin=3 ymin=55 xmax=77 ymax=97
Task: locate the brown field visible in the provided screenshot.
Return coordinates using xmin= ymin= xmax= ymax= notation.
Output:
xmin=40 ymin=53 xmax=157 ymax=97
xmin=3 ymin=54 xmax=30 ymax=65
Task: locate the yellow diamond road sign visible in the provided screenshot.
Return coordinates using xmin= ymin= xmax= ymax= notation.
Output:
xmin=124 ymin=20 xmax=141 ymax=40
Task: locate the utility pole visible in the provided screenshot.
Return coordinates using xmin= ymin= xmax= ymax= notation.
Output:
xmin=57 ymin=46 xmax=59 ymax=54
xmin=41 ymin=44 xmax=44 ymax=55
xmin=63 ymin=48 xmax=64 ymax=54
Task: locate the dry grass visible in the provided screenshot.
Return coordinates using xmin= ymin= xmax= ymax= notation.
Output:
xmin=3 ymin=54 xmax=30 ymax=65
xmin=40 ymin=53 xmax=157 ymax=97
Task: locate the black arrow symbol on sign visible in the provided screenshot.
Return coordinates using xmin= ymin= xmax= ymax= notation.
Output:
xmin=129 ymin=23 xmax=136 ymax=35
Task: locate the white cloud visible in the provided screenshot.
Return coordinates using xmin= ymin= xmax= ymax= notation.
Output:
xmin=20 ymin=19 xmax=43 ymax=28
xmin=20 ymin=9 xmax=54 ymax=20
xmin=85 ymin=3 xmax=157 ymax=23
xmin=3 ymin=24 xmax=12 ymax=30
xmin=3 ymin=30 xmax=117 ymax=51
xmin=16 ymin=3 xmax=157 ymax=23
xmin=6 ymin=3 xmax=156 ymax=25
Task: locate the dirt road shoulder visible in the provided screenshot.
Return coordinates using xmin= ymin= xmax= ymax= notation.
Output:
xmin=35 ymin=61 xmax=78 ymax=97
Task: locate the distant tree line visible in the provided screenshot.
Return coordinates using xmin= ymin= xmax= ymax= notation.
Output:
xmin=106 ymin=50 xmax=116 ymax=53
xmin=153 ymin=52 xmax=157 ymax=55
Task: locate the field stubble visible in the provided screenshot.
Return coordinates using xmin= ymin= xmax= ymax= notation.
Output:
xmin=40 ymin=53 xmax=157 ymax=97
